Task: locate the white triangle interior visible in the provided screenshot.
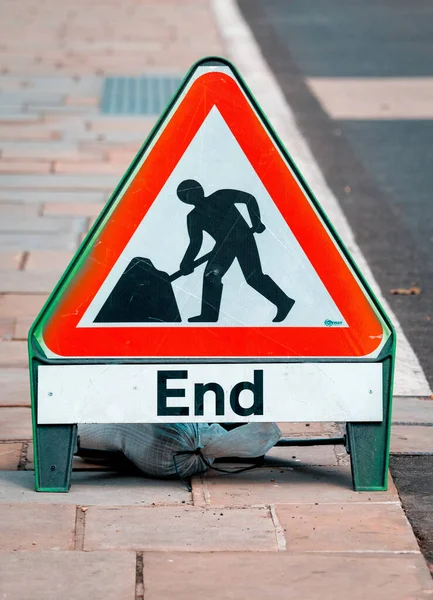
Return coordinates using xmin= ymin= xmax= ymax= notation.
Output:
xmin=79 ymin=106 xmax=346 ymax=328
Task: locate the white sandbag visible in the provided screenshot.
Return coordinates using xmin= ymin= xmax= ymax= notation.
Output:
xmin=200 ymin=422 xmax=281 ymax=460
xmin=78 ymin=423 xmax=212 ymax=478
xmin=77 ymin=422 xmax=281 ymax=479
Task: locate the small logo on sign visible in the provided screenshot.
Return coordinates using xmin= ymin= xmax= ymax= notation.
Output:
xmin=324 ymin=319 xmax=343 ymax=327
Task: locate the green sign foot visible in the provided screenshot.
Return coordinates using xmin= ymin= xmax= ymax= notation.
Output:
xmin=347 ymin=354 xmax=393 ymax=492
xmin=347 ymin=350 xmax=394 ymax=492
xmin=347 ymin=421 xmax=390 ymax=491
xmin=34 ymin=424 xmax=77 ymax=492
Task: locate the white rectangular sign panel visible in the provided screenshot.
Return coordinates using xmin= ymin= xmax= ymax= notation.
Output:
xmin=38 ymin=363 xmax=382 ymax=424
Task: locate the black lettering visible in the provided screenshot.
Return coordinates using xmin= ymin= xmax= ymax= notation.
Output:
xmin=157 ymin=370 xmax=189 ymax=416
xmin=230 ymin=370 xmax=263 ymax=416
xmin=194 ymin=382 xmax=225 ymax=416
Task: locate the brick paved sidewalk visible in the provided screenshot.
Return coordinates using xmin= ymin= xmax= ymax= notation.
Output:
xmin=0 ymin=0 xmax=432 ymax=598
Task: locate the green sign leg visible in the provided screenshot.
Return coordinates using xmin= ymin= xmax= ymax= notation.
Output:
xmin=30 ymin=356 xmax=77 ymax=492
xmin=346 ymin=355 xmax=393 ymax=492
xmin=33 ymin=424 xmax=77 ymax=492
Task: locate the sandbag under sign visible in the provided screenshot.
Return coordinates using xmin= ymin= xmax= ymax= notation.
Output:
xmin=77 ymin=422 xmax=281 ymax=479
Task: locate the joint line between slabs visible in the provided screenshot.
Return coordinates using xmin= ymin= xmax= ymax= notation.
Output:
xmin=270 ymin=504 xmax=286 ymax=551
xmin=74 ymin=505 xmax=86 ymax=551
xmin=135 ymin=552 xmax=144 ymax=600
xmin=192 ymin=474 xmax=211 ymax=506
xmin=0 ymin=438 xmax=33 ymax=444
xmin=17 ymin=441 xmax=29 ymax=470
xmin=392 ymin=422 xmax=433 ymax=427
xmin=191 ymin=474 xmax=207 ymax=507
xmin=18 ymin=251 xmax=29 ymax=271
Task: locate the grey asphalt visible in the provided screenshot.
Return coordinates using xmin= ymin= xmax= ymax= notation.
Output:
xmin=238 ymin=0 xmax=433 ymax=575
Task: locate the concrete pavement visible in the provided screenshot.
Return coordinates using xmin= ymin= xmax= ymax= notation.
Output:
xmin=0 ymin=0 xmax=432 ymax=597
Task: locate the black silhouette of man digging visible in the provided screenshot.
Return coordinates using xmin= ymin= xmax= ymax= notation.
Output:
xmin=178 ymin=179 xmax=295 ymax=323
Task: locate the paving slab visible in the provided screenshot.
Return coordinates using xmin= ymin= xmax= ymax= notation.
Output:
xmin=85 ymin=505 xmax=277 ymax=552
xmin=0 ymin=115 xmax=43 ymax=125
xmin=0 ymin=271 xmax=63 ymax=293
xmin=0 ymin=173 xmax=119 ymax=190
xmin=0 ymin=442 xmax=22 ymax=469
xmin=0 ymin=92 xmax=65 ymax=106
xmin=87 ymin=115 xmax=155 ymax=129
xmin=0 ymin=126 xmax=59 ymax=141
xmin=0 ymin=294 xmax=47 ymax=318
xmin=0 ymin=368 xmax=31 ymax=406
xmin=0 ymin=76 xmax=103 ymax=95
xmin=0 ymin=216 xmax=85 ymax=233
xmin=0 ymin=251 xmax=22 ymax=269
xmin=203 ymin=465 xmax=398 ymax=506
xmin=13 ymin=316 xmax=33 ymax=339
xmin=90 ymin=131 xmax=156 ymax=144
xmin=42 ymin=203 xmax=104 ymax=217
xmin=66 ymin=96 xmax=99 ymax=106
xmin=276 ymin=502 xmax=418 ymax=552
xmin=0 ymin=407 xmax=32 ymax=439
xmin=27 ymin=105 xmax=99 ymax=115
xmin=25 ymin=249 xmax=75 ymax=271
xmin=54 ymin=161 xmax=125 ymax=174
xmin=393 ymin=396 xmax=433 ymax=424
xmin=0 ymin=471 xmax=191 ymax=506
xmin=0 ymin=160 xmax=52 ymax=174
xmin=277 ymin=422 xmax=342 ymax=436
xmin=0 ymin=232 xmax=79 ymax=251
xmin=0 ymin=106 xmax=24 ymax=115
xmin=0 ymin=190 xmax=107 ymax=204
xmin=107 ymin=149 xmax=139 ymax=163
xmin=0 ymin=142 xmax=105 ymax=161
xmin=265 ymin=443 xmax=340 ymax=467
xmin=0 ymin=204 xmax=39 ymax=217
xmin=0 ymin=503 xmax=75 ymax=550
xmin=0 ymin=551 xmax=136 ymax=600
xmin=0 ymin=202 xmax=40 ymax=219
xmin=141 ymin=552 xmax=433 ymax=600
xmin=0 ymin=317 xmax=14 ymax=340
xmin=82 ymin=143 xmax=141 ymax=156
xmin=391 ymin=425 xmax=433 ymax=453
xmin=0 ymin=342 xmax=28 ymax=366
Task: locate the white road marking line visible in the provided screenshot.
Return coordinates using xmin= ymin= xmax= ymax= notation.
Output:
xmin=211 ymin=0 xmax=432 ymax=396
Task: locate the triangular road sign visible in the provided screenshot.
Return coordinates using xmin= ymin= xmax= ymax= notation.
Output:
xmin=33 ymin=58 xmax=390 ymax=360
